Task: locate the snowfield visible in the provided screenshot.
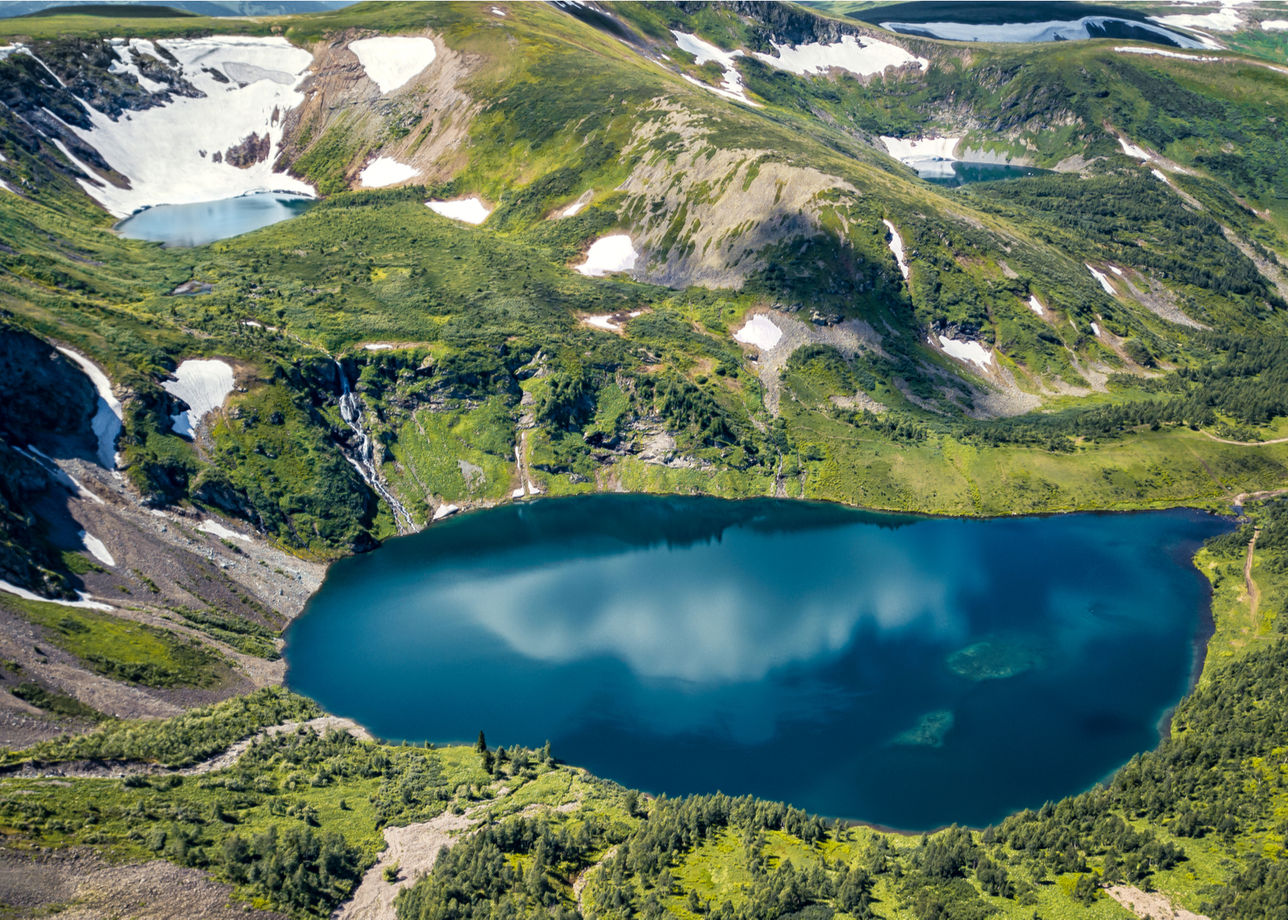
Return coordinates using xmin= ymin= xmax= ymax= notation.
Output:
xmin=672 ymin=31 xmax=758 ymax=106
xmin=937 ymin=336 xmax=993 ymax=370
xmin=67 ymin=36 xmax=315 ymax=217
xmin=754 ymin=35 xmax=926 ymax=77
xmin=56 ymin=346 xmax=122 ymax=469
xmin=1086 ymin=264 xmax=1117 ymax=295
xmin=349 ymin=36 xmax=437 ymax=94
xmin=79 ymin=531 xmax=115 ymax=567
xmin=360 ymin=157 xmax=419 ymax=188
xmin=426 ymin=197 xmax=492 ymax=224
xmin=575 ymin=235 xmax=639 ymax=277
xmin=163 ymin=359 xmax=235 ymax=438
xmin=733 ymin=315 xmax=783 ymax=351
xmin=881 ymin=16 xmax=1207 ymax=48
xmin=883 ymin=219 xmax=910 ymax=280
xmin=1028 ymin=295 xmax=1046 ymax=316
xmin=1114 ymin=46 xmax=1222 ymax=62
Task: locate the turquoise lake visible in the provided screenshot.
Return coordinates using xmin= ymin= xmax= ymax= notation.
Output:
xmin=283 ymin=496 xmax=1229 ymax=829
xmin=115 ymin=191 xmax=315 ymax=247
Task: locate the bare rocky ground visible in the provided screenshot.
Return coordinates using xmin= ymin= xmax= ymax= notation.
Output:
xmin=0 ymin=848 xmax=289 ymax=920
xmin=1105 ymin=884 xmax=1210 ymax=920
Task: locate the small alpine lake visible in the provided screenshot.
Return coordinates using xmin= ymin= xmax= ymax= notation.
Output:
xmin=115 ymin=191 xmax=315 ymax=247
xmin=283 ymin=496 xmax=1229 ymax=829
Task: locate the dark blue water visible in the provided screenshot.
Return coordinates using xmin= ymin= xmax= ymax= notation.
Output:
xmin=924 ymin=162 xmax=1051 ymax=186
xmin=115 ymin=191 xmax=315 ymax=247
xmin=284 ymin=496 xmax=1228 ymax=829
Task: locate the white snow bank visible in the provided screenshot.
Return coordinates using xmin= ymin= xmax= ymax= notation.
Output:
xmin=1151 ymin=167 xmax=1171 ymax=184
xmin=1091 ymin=322 xmax=1102 ymax=337
xmin=585 ymin=310 xmax=643 ymax=332
xmin=0 ymin=180 xmax=12 ymax=194
xmin=79 ymin=531 xmax=115 ymax=567
xmin=349 ymin=36 xmax=437 ymax=94
xmin=754 ymin=34 xmax=925 ymax=77
xmin=556 ymin=190 xmax=593 ymax=218
xmin=881 ymin=135 xmax=960 ymax=162
xmin=491 ymin=7 xmax=506 ymax=17
xmin=1117 ymin=136 xmax=1151 ymax=161
xmin=198 ymin=519 xmax=251 ymax=542
xmin=56 ymin=346 xmax=122 ymax=469
xmin=163 ymin=359 xmax=235 ymax=438
xmin=1114 ymin=46 xmax=1221 ymax=62
xmin=14 ymin=444 xmax=104 ymax=505
xmin=512 ymin=486 xmax=525 ymax=498
xmin=575 ymin=234 xmax=638 ymax=277
xmin=0 ymin=579 xmax=113 ymax=611
xmin=1109 ymin=265 xmax=1124 ymax=277
xmin=882 ymin=16 xmax=1207 ymax=48
xmin=937 ymin=335 xmax=993 ymax=370
xmin=1086 ymin=264 xmax=1116 ymax=295
xmin=363 ymin=343 xmax=396 ymax=351
xmin=359 ymin=156 xmax=418 ymax=188
xmin=883 ymin=219 xmax=910 ymax=280
xmin=672 ymin=30 xmax=759 ymax=106
xmin=427 ymin=197 xmax=491 ymax=224
xmin=432 ymin=503 xmax=460 ymax=521
xmin=1264 ymin=20 xmax=1288 ymax=31
xmin=1028 ymin=295 xmax=1045 ymax=316
xmin=68 ymin=36 xmax=315 ymax=216
xmin=1152 ymin=7 xmax=1243 ymax=33
xmin=733 ymin=315 xmax=783 ymax=351
xmin=108 ymin=38 xmax=167 ymax=93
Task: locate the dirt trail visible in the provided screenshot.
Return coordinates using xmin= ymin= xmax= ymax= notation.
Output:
xmin=1105 ymin=884 xmax=1209 ymax=920
xmin=1201 ymin=430 xmax=1288 ymax=447
xmin=11 ymin=716 xmax=370 ymax=780
xmin=1245 ymin=528 xmax=1261 ymax=633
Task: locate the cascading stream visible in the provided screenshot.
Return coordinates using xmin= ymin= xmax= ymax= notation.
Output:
xmin=335 ymin=361 xmax=415 ymax=533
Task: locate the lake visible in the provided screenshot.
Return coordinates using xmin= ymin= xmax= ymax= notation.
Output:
xmin=115 ymin=191 xmax=315 ymax=247
xmin=283 ymin=495 xmax=1229 ymax=829
xmin=923 ymin=163 xmax=1050 ymax=187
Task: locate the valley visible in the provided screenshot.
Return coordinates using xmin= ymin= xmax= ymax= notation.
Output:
xmin=1 ymin=1 xmax=1288 ymax=918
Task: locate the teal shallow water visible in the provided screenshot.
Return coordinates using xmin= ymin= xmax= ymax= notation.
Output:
xmin=115 ymin=191 xmax=314 ymax=247
xmin=284 ymin=496 xmax=1228 ymax=829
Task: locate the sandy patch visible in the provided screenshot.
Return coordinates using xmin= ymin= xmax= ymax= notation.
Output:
xmin=349 ymin=36 xmax=437 ymax=94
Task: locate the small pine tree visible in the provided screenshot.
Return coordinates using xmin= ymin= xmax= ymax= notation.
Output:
xmin=476 ymin=730 xmax=487 ymax=753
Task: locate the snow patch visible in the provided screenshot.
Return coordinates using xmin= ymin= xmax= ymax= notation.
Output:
xmin=1086 ymin=264 xmax=1116 ymax=295
xmin=1151 ymin=167 xmax=1171 ymax=184
xmin=575 ymin=234 xmax=638 ymax=277
xmin=672 ymin=31 xmax=759 ymax=106
xmin=0 ymin=579 xmax=113 ymax=611
xmin=198 ymin=519 xmax=251 ymax=542
xmin=163 ymin=359 xmax=235 ymax=438
xmin=556 ymin=189 xmax=593 ymax=218
xmin=1117 ymin=136 xmax=1151 ymax=161
xmin=1264 ymin=20 xmax=1288 ymax=31
xmin=67 ymin=36 xmax=316 ymax=217
xmin=1114 ymin=46 xmax=1221 ymax=62
xmin=349 ymin=36 xmax=437 ymax=94
xmin=882 ymin=16 xmax=1207 ymax=48
xmin=733 ymin=314 xmax=783 ymax=351
xmin=0 ymin=180 xmax=12 ymax=194
xmin=14 ymin=445 xmax=104 ymax=505
xmin=427 ymin=197 xmax=491 ymax=224
xmin=1152 ymin=5 xmax=1243 ymax=33
xmin=754 ymin=34 xmax=925 ymax=78
xmin=363 ymin=343 xmax=396 ymax=351
xmin=1028 ymin=295 xmax=1045 ymax=316
xmin=1091 ymin=322 xmax=1102 ymax=337
xmin=359 ymin=156 xmax=418 ymax=188
xmin=512 ymin=486 xmax=525 ymax=499
xmin=56 ymin=346 xmax=122 ymax=469
xmin=585 ymin=310 xmax=643 ymax=332
xmin=881 ymin=135 xmax=960 ymax=178
xmin=883 ymin=219 xmax=910 ymax=280
xmin=79 ymin=531 xmax=115 ymax=567
xmin=432 ymin=503 xmax=459 ymax=521
xmin=491 ymin=7 xmax=506 ymax=16
xmin=936 ymin=335 xmax=993 ymax=370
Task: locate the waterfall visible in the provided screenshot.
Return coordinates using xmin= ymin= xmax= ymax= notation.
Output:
xmin=335 ymin=361 xmax=415 ymax=532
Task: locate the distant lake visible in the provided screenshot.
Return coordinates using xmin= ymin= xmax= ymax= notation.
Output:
xmin=924 ymin=162 xmax=1051 ymax=187
xmin=284 ymin=496 xmax=1228 ymax=829
xmin=115 ymin=191 xmax=315 ymax=247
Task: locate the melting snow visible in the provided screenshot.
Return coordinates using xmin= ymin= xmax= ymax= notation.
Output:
xmin=79 ymin=531 xmax=115 ymax=567
xmin=1152 ymin=167 xmax=1171 ymax=184
xmin=881 ymin=135 xmax=960 ymax=178
xmin=433 ymin=503 xmax=460 ymax=521
xmin=360 ymin=156 xmax=418 ymax=188
xmin=427 ymin=197 xmax=491 ymax=224
xmin=56 ymin=346 xmax=122 ymax=469
xmin=575 ymin=234 xmax=638 ymax=277
xmin=733 ymin=315 xmax=783 ymax=351
xmin=1091 ymin=322 xmax=1102 ymax=337
xmin=1086 ymin=264 xmax=1116 ymax=295
xmin=883 ymin=219 xmax=910 ymax=280
xmin=163 ymin=358 xmax=235 ymax=438
xmin=1152 ymin=5 xmax=1244 ymax=33
xmin=0 ymin=579 xmax=113 ymax=610
xmin=108 ymin=39 xmax=168 ymax=92
xmin=0 ymin=180 xmax=12 ymax=194
xmin=14 ymin=444 xmax=104 ymax=505
xmin=1114 ymin=46 xmax=1222 ymax=62
xmin=349 ymin=36 xmax=437 ymax=94
xmin=937 ymin=335 xmax=993 ymax=370
xmin=1264 ymin=20 xmax=1288 ymax=31
xmin=491 ymin=6 xmax=506 ymax=16
xmin=1118 ymin=136 xmax=1151 ymax=161
xmin=585 ymin=310 xmax=643 ymax=332
xmin=1028 ymin=295 xmax=1045 ymax=316
xmin=882 ymin=16 xmax=1207 ymax=48
xmin=556 ymin=189 xmax=593 ymax=218
xmin=66 ymin=36 xmax=315 ymax=216
xmin=198 ymin=519 xmax=251 ymax=542
xmin=512 ymin=487 xmax=525 ymax=498
xmin=672 ymin=30 xmax=759 ymax=106
xmin=754 ymin=34 xmax=926 ymax=77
